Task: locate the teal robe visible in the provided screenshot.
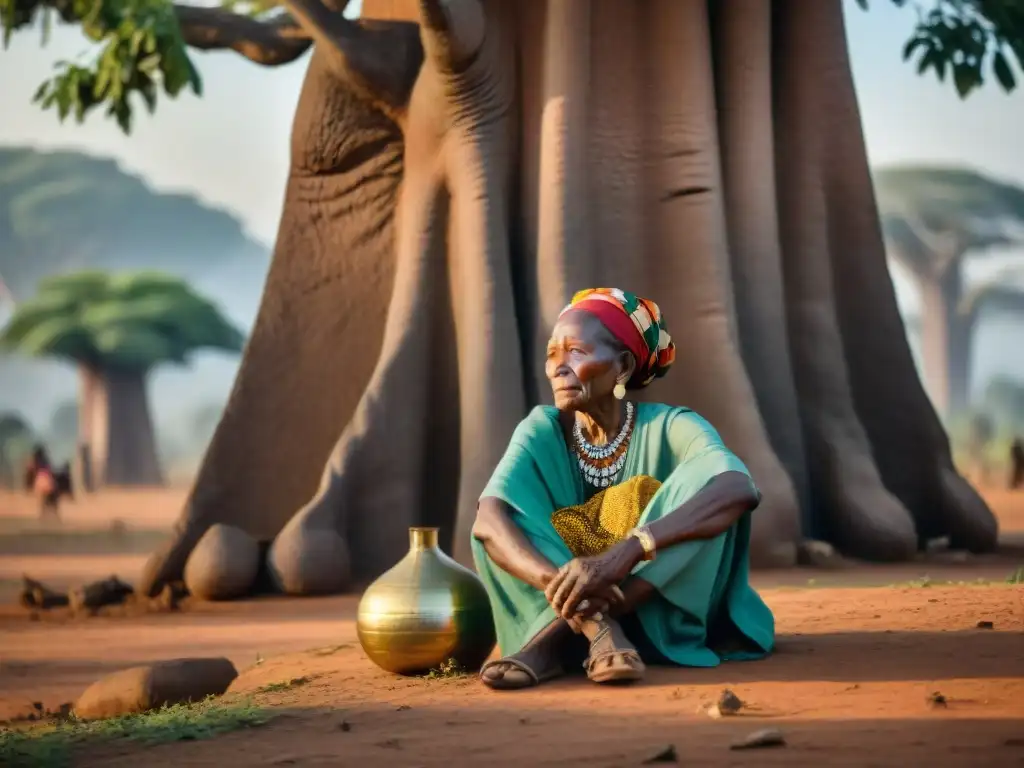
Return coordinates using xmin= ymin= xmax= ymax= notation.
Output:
xmin=471 ymin=402 xmax=775 ymax=666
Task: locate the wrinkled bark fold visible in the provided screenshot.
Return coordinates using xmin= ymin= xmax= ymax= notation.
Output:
xmin=140 ymin=0 xmax=998 ymax=598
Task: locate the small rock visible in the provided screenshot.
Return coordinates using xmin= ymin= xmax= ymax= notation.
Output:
xmin=730 ymin=728 xmax=786 ymax=751
xmin=69 ymin=575 xmax=134 ymax=614
xmin=717 ymin=689 xmax=744 ymax=714
xmin=976 ymin=620 xmax=994 ymax=630
xmin=338 ymin=720 xmax=352 ymax=732
xmin=20 ymin=576 xmax=69 ymax=610
xmin=184 ymin=524 xmax=261 ymax=601
xmin=396 ymin=704 xmax=411 ymax=712
xmin=642 ymin=744 xmax=678 ymax=763
xmin=796 ymin=540 xmax=844 ymax=569
xmin=927 ymin=691 xmax=948 ymax=708
xmin=74 ymin=657 xmax=238 ymax=720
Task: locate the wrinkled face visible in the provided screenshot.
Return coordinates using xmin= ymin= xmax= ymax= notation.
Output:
xmin=545 ymin=310 xmax=634 ymax=412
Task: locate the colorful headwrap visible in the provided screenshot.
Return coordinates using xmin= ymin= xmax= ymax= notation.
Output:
xmin=559 ymin=288 xmax=676 ymax=389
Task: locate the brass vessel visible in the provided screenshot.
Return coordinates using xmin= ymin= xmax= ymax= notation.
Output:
xmin=356 ymin=527 xmax=496 ymax=675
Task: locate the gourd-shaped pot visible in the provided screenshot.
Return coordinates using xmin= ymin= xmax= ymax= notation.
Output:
xmin=357 ymin=527 xmax=496 ymax=675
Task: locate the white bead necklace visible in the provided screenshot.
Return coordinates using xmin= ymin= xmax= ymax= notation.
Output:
xmin=573 ymin=401 xmax=635 ymax=488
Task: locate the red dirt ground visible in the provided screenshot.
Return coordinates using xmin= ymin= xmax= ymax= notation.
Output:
xmin=1 ymin=487 xmax=1023 ymax=766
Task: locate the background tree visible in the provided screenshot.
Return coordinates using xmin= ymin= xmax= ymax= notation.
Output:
xmin=875 ymin=166 xmax=1024 ymax=416
xmin=0 ymin=146 xmax=269 ymax=300
xmin=45 ymin=398 xmax=78 ymax=460
xmin=4 ymin=0 xmax=1017 ymax=596
xmin=0 ymin=411 xmax=34 ymax=488
xmin=0 ymin=271 xmax=244 ymax=486
xmin=947 ymin=375 xmax=1024 ymax=483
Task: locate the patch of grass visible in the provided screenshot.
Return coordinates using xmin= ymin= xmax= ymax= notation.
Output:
xmin=0 ymin=697 xmax=272 ymax=768
xmin=425 ymin=658 xmax=467 ymax=680
xmin=257 ymin=676 xmax=313 ymax=694
xmin=887 ymin=576 xmax=1007 ymax=588
xmin=1007 ymin=567 xmax=1024 ymax=585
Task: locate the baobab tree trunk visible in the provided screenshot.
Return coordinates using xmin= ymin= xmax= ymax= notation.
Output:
xmin=140 ymin=0 xmax=998 ymax=598
xmin=79 ymin=366 xmax=163 ymax=486
xmin=917 ymin=266 xmax=972 ymax=417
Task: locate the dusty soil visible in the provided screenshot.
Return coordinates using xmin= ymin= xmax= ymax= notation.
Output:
xmin=1 ymin=486 xmax=1023 ymax=766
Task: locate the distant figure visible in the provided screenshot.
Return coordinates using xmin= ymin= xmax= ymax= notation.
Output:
xmin=23 ymin=445 xmax=73 ymax=519
xmin=1011 ymin=438 xmax=1024 ymax=491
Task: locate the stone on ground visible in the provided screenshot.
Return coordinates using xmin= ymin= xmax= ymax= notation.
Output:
xmin=184 ymin=524 xmax=261 ymax=601
xmin=73 ymin=658 xmax=238 ymax=720
xmin=69 ymin=575 xmax=134 ymax=614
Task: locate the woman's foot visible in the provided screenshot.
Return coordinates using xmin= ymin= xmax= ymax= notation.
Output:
xmin=580 ymin=617 xmax=645 ymax=684
xmin=480 ymin=621 xmax=568 ymax=690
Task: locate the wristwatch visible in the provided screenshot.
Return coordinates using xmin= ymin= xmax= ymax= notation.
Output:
xmin=627 ymin=525 xmax=657 ymax=561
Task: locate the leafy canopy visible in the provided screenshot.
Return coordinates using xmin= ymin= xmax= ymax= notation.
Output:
xmin=0 ymin=269 xmax=246 ymax=371
xmin=0 ymin=0 xmax=1021 ymax=135
xmin=874 ymin=166 xmax=1024 ymax=232
xmin=856 ymin=0 xmax=1024 ymax=97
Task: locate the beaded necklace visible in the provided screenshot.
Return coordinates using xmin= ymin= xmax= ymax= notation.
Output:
xmin=573 ymin=401 xmax=635 ymax=489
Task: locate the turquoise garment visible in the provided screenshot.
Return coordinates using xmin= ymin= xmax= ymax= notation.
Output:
xmin=471 ymin=402 xmax=775 ymax=666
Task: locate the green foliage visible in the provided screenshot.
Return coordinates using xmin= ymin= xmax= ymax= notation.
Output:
xmin=947 ymin=375 xmax=1024 ymax=476
xmin=0 ymin=269 xmax=246 ymax=371
xmin=857 ymin=0 xmax=1024 ymax=97
xmin=0 ymin=0 xmax=201 ymax=133
xmin=2 ymin=0 xmax=1021 ymax=135
xmin=0 ymin=697 xmax=272 ymax=768
xmin=0 ymin=411 xmax=33 ymax=442
xmin=980 ymin=375 xmax=1024 ymax=433
xmin=874 ymin=166 xmax=1024 ymax=232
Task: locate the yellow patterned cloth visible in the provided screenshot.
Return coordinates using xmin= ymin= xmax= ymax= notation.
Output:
xmin=551 ymin=475 xmax=663 ymax=557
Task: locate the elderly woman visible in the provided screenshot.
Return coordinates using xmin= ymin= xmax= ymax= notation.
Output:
xmin=471 ymin=288 xmax=774 ymax=690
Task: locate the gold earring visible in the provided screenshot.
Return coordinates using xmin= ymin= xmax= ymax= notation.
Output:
xmin=613 ymin=382 xmax=626 ymax=400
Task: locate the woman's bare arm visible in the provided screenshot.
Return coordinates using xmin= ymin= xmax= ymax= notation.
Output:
xmin=617 ymin=471 xmax=760 ymax=565
xmin=472 ymin=497 xmax=559 ymax=592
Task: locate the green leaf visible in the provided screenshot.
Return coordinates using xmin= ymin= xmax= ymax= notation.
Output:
xmin=993 ymin=50 xmax=1017 ymax=92
xmin=37 ymin=270 xmax=112 ymax=303
xmin=5 ymin=314 xmax=95 ymax=361
xmin=92 ymin=322 xmax=184 ymax=370
xmin=952 ymin=63 xmax=979 ymax=98
xmin=901 ymin=35 xmax=930 ymax=62
xmin=0 ymin=294 xmax=81 ymax=346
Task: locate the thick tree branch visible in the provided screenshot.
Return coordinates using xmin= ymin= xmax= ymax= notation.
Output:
xmin=281 ymin=0 xmax=423 ymax=118
xmin=418 ymin=0 xmax=485 ymax=69
xmin=881 ymin=213 xmax=966 ymax=280
xmin=173 ymin=5 xmax=313 ymax=66
xmin=960 ymin=273 xmax=1024 ymax=322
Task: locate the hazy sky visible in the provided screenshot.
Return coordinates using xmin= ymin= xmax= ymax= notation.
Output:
xmin=2 ymin=0 xmax=1022 ymax=249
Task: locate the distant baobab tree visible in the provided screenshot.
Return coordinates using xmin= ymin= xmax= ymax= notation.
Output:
xmin=876 ymin=166 xmax=1024 ymax=417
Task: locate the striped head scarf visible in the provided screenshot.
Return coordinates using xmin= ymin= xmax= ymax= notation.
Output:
xmin=559 ymin=288 xmax=676 ymax=389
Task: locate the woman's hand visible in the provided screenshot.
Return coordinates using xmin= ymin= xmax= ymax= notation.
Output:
xmin=545 ymin=538 xmax=645 ymax=620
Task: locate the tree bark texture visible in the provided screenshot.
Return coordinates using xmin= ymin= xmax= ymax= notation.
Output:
xmin=80 ymin=366 xmax=164 ymax=486
xmin=140 ymin=0 xmax=998 ymax=597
